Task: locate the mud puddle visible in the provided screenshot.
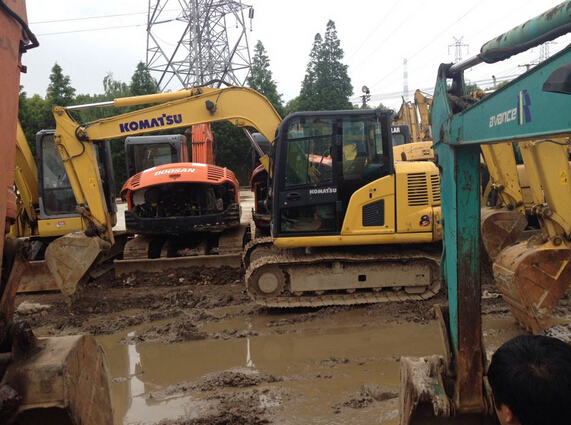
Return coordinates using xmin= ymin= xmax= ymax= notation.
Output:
xmin=98 ymin=309 xmax=444 ymax=424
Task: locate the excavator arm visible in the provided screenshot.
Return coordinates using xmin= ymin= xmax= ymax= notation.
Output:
xmin=393 ymin=91 xmax=434 ymax=161
xmin=47 ymin=85 xmax=281 ymax=300
xmin=400 ymin=2 xmax=571 ymax=423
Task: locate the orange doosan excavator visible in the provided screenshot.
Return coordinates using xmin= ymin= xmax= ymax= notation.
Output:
xmin=120 ymin=124 xmax=243 ymax=259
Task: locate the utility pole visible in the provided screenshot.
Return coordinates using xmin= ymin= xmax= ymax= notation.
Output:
xmin=403 ymin=58 xmax=409 ymax=101
xmin=448 ymin=36 xmax=469 ymax=63
xmin=146 ymin=0 xmax=254 ymax=91
xmin=539 ymin=41 xmax=555 ymax=61
xmin=361 ymin=86 xmax=371 ymax=108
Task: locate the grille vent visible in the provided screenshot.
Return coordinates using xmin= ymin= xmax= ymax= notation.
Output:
xmin=431 ymin=174 xmax=441 ymax=203
xmin=131 ymin=172 xmax=142 ymax=188
xmin=207 ymin=166 xmax=224 ymax=181
xmin=407 ymin=173 xmax=429 ymax=206
xmin=362 ymin=200 xmax=385 ymax=227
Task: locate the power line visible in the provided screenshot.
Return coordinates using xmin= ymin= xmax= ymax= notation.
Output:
xmin=36 ymin=23 xmax=145 ymax=36
xmin=369 ymin=0 xmax=487 ymax=90
xmin=352 ymin=73 xmax=522 ymax=104
xmin=351 ymin=18 xmax=408 ymax=74
xmin=30 ymin=9 xmax=176 ymax=24
xmin=346 ymin=0 xmax=400 ymax=64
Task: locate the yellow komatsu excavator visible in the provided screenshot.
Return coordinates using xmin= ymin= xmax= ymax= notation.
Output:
xmin=0 ymin=2 xmax=113 ymax=423
xmin=45 ymin=86 xmax=442 ymax=307
xmin=10 ymin=122 xmax=124 ymax=292
xmin=392 ymin=89 xmax=434 ymax=162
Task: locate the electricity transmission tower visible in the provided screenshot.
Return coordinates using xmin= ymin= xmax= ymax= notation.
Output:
xmin=146 ymin=0 xmax=254 ymax=91
xmin=448 ymin=36 xmax=469 ymax=63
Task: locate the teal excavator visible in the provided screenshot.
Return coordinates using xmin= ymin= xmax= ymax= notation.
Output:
xmin=400 ymin=2 xmax=571 ymax=423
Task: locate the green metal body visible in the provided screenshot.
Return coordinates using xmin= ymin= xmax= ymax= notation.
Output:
xmin=431 ymin=0 xmax=571 ymax=414
xmin=480 ymin=2 xmax=571 ymax=63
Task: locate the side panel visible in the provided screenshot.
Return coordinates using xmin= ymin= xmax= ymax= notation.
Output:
xmin=394 ymin=162 xmax=441 ymax=234
xmin=340 ymin=175 xmax=395 ymax=235
xmin=0 ymin=1 xmax=29 ymax=271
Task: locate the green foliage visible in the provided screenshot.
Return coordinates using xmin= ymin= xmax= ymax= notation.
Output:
xmin=298 ymin=21 xmax=353 ymax=111
xmin=464 ymin=82 xmax=482 ymax=94
xmin=46 ymin=63 xmax=76 ymax=107
xmin=284 ymin=96 xmax=301 ymax=116
xmin=19 ymin=62 xmax=161 ymax=194
xmin=19 ymin=89 xmax=52 ymax=154
xmin=485 ymin=80 xmax=510 ymax=91
xmin=246 ymin=41 xmax=284 ymax=116
xmin=211 ymin=122 xmax=252 ymax=185
xmin=130 ymin=62 xmax=158 ymax=96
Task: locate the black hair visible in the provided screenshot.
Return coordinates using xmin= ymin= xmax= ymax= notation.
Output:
xmin=487 ymin=334 xmax=571 ymax=425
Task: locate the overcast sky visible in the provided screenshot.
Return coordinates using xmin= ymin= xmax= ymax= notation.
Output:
xmin=20 ymin=0 xmax=571 ymax=111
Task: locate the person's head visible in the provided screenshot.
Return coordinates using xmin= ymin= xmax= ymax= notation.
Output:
xmin=487 ymin=334 xmax=571 ymax=425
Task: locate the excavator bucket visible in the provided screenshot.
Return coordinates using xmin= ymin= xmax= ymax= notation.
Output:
xmin=480 ymin=207 xmax=527 ymax=264
xmin=44 ymin=232 xmax=109 ymax=302
xmin=399 ymin=357 xmax=499 ymax=424
xmin=493 ymin=242 xmax=571 ymax=333
xmin=4 ymin=333 xmax=113 ymax=424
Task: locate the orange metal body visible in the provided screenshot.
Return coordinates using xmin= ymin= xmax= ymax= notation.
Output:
xmin=121 ymin=162 xmax=239 ymax=209
xmin=0 ymin=1 xmax=28 ymax=269
xmin=191 ymin=123 xmax=215 ymax=165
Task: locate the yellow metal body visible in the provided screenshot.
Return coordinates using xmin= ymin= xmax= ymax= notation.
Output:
xmin=481 ymin=143 xmax=525 ymax=212
xmin=53 ymin=86 xmax=281 ymax=247
xmin=489 ymin=138 xmax=571 ymax=332
xmin=274 ymin=162 xmax=442 ymax=248
xmin=393 ymin=90 xmax=434 ymax=161
xmin=10 ymin=123 xmax=88 ymax=239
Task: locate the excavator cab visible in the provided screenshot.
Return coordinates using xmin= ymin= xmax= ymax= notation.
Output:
xmin=391 ymin=125 xmax=411 ymax=148
xmin=272 ymin=110 xmax=392 ymax=237
xmin=125 ymin=134 xmax=188 ymax=178
xmin=36 ymin=130 xmax=117 ymax=236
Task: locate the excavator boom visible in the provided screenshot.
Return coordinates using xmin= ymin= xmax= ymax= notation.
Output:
xmin=48 ymin=86 xmax=281 ymax=300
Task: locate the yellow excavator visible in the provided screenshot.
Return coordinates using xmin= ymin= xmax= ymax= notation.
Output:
xmin=10 ymin=122 xmax=125 ymax=292
xmin=490 ymin=138 xmax=571 ymax=332
xmin=0 ymin=2 xmax=112 ymax=423
xmin=392 ymin=89 xmax=434 ymax=162
xmin=44 ymin=86 xmax=442 ymax=307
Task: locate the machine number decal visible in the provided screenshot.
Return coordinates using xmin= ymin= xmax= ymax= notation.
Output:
xmin=419 ymin=215 xmax=431 ymax=227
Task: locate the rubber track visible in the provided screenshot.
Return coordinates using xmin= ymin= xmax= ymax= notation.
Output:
xmin=242 ymin=236 xmax=273 ymax=268
xmin=245 ymin=246 xmax=441 ymax=307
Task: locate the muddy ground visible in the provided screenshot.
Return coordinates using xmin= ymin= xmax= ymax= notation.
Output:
xmin=14 ymin=267 xmax=571 ymax=425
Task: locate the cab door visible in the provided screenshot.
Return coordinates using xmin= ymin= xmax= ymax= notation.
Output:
xmin=273 ymin=114 xmax=340 ymax=237
xmin=272 ymin=110 xmax=393 ymax=239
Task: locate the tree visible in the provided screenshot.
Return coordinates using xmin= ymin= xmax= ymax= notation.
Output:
xmin=246 ymin=41 xmax=284 ymax=116
xmin=284 ymin=96 xmax=301 ymax=116
xmin=18 ymin=88 xmax=52 ymax=154
xmin=298 ymin=33 xmax=323 ymax=111
xmin=46 ymin=63 xmax=76 ymax=107
xmin=298 ymin=21 xmax=353 ymax=111
xmin=211 ymin=122 xmax=252 ymax=184
xmin=130 ymin=62 xmax=158 ymax=96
